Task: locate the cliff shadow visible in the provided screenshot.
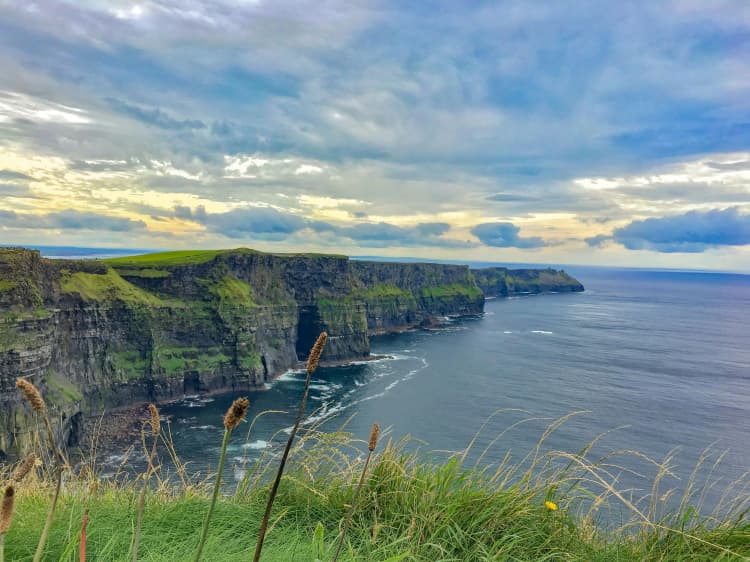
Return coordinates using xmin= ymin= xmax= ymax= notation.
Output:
xmin=296 ymin=305 xmax=326 ymax=361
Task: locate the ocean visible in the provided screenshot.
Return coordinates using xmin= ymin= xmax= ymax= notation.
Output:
xmin=36 ymin=248 xmax=750 ymax=519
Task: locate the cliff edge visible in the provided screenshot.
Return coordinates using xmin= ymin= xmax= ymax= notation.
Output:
xmin=0 ymin=247 xmax=483 ymax=457
xmin=471 ymin=266 xmax=584 ymax=297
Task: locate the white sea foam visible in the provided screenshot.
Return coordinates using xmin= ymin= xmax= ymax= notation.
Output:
xmin=503 ymin=330 xmax=513 ymax=334
xmin=309 ymin=384 xmax=331 ymax=391
xmin=275 ymin=369 xmax=306 ymax=382
xmin=531 ymin=330 xmax=553 ymax=335
xmin=242 ymin=439 xmax=268 ymax=450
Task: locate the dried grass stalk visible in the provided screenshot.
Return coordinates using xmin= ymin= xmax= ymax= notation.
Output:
xmin=368 ymin=423 xmax=379 ymax=452
xmin=13 ymin=453 xmax=36 ymax=482
xmin=253 ymin=332 xmax=327 ymax=562
xmin=16 ymin=379 xmax=45 ymax=413
xmin=148 ymin=404 xmax=160 ymax=436
xmin=332 ymin=422 xmax=380 ymax=562
xmin=306 ymin=332 xmax=328 ymax=374
xmin=223 ymin=397 xmax=250 ymax=431
xmin=0 ymin=486 xmax=14 ymax=535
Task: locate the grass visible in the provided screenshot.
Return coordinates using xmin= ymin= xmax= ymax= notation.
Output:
xmin=43 ymin=370 xmax=83 ymax=404
xmin=152 ymin=346 xmax=232 ymax=377
xmin=3 ymin=413 xmax=748 ymax=562
xmin=6 ymin=493 xmax=316 ymax=561
xmin=208 ymin=275 xmax=255 ymax=306
xmin=115 ymin=269 xmax=172 ymax=279
xmin=105 ymin=249 xmax=260 ymax=268
xmin=419 ymin=282 xmax=484 ymax=300
xmin=61 ymin=269 xmax=164 ymax=305
xmin=0 ymin=280 xmax=17 ymax=292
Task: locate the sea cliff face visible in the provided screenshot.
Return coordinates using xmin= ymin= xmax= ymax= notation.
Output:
xmin=471 ymin=267 xmax=584 ymax=297
xmin=0 ymin=247 xmax=484 ymax=458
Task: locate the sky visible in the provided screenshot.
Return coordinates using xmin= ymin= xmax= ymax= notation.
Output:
xmin=0 ymin=1 xmax=749 ymax=270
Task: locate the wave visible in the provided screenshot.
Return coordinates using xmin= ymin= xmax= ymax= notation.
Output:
xmin=531 ymin=330 xmax=554 ymax=335
xmin=242 ymin=439 xmax=269 ymax=450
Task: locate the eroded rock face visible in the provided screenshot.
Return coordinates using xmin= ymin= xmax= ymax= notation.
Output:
xmin=0 ymin=248 xmax=484 ymax=457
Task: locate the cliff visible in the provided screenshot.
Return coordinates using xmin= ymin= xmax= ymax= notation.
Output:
xmin=471 ymin=266 xmax=584 ymax=297
xmin=0 ymin=247 xmax=483 ymax=458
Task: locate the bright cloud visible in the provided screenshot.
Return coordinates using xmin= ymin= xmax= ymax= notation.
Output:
xmin=0 ymin=1 xmax=749 ymax=269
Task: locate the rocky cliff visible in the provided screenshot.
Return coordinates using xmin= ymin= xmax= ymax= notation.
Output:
xmin=0 ymin=247 xmax=484 ymax=458
xmin=471 ymin=266 xmax=584 ymax=297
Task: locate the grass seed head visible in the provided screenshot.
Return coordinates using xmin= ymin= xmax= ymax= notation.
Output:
xmin=306 ymin=332 xmax=328 ymax=374
xmin=148 ymin=403 xmax=161 ymax=436
xmin=223 ymin=397 xmax=250 ymax=430
xmin=16 ymin=378 xmax=45 ymax=413
xmin=13 ymin=453 xmax=36 ymax=482
xmin=0 ymin=486 xmax=14 ymax=535
xmin=368 ymin=423 xmax=380 ymax=452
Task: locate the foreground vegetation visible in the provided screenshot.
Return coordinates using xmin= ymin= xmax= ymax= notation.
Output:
xmin=3 ymin=419 xmax=749 ymax=561
xmin=2 ymin=333 xmax=748 ymax=560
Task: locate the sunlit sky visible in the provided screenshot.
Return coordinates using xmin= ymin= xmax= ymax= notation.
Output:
xmin=1 ymin=1 xmax=749 ymax=269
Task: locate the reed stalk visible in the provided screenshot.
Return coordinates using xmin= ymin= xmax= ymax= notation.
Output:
xmin=80 ymin=510 xmax=89 ymax=562
xmin=133 ymin=404 xmax=161 ymax=562
xmin=253 ymin=331 xmax=327 ymax=562
xmin=33 ymin=468 xmax=61 ymax=562
xmin=0 ymin=486 xmax=15 ymax=562
xmin=193 ymin=397 xmax=249 ymax=562
xmin=16 ymin=378 xmax=66 ymax=562
xmin=332 ymin=423 xmax=379 ymax=562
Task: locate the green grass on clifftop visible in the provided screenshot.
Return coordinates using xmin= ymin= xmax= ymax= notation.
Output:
xmin=61 ymin=269 xmax=165 ymax=305
xmin=105 ymin=249 xmax=236 ymax=268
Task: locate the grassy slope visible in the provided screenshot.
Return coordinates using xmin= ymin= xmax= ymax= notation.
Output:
xmin=61 ymin=269 xmax=165 ymax=305
xmin=4 ymin=427 xmax=748 ymax=562
xmin=8 ymin=495 xmax=313 ymax=562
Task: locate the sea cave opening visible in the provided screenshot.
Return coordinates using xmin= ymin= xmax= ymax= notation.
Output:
xmin=296 ymin=305 xmax=325 ymax=360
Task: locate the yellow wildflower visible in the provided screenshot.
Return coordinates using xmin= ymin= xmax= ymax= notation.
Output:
xmin=545 ymin=500 xmax=558 ymax=511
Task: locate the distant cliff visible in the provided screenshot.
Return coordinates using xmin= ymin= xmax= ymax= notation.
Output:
xmin=0 ymin=247 xmax=483 ymax=457
xmin=471 ymin=266 xmax=584 ymax=297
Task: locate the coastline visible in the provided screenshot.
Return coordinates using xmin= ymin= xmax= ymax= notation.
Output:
xmin=80 ymin=352 xmax=394 ymax=455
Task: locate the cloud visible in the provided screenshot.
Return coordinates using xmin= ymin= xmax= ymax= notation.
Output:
xmin=1 ymin=2 xmax=750 ymax=268
xmin=0 ymin=169 xmax=32 ymax=180
xmin=178 ymin=205 xmax=303 ymax=240
xmin=0 ymin=91 xmax=92 ymax=125
xmin=336 ymin=221 xmax=471 ymax=248
xmin=585 ymin=234 xmax=611 ymax=247
xmin=0 ymin=209 xmax=147 ymax=231
xmin=0 ymin=183 xmax=32 ymax=197
xmin=611 ymin=208 xmax=750 ymax=253
xmin=485 ymin=193 xmax=540 ymax=202
xmin=106 ymin=98 xmax=206 ymax=130
xmin=177 ymin=205 xmax=471 ymax=247
xmin=471 ymin=222 xmax=547 ymax=248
